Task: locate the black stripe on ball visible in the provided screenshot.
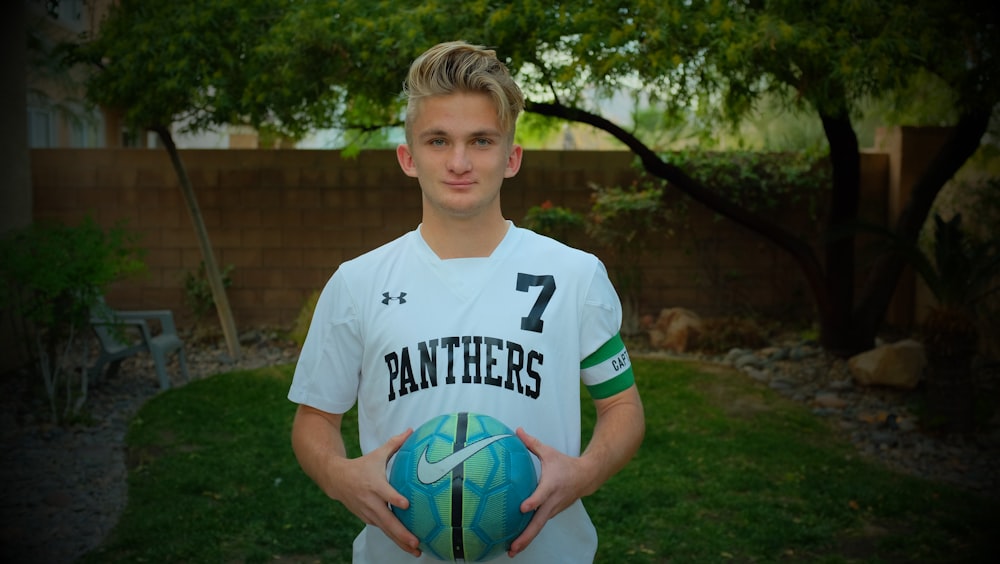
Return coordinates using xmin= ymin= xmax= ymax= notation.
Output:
xmin=451 ymin=412 xmax=469 ymax=560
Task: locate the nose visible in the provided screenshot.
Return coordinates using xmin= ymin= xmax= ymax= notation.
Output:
xmin=447 ymin=145 xmax=472 ymax=174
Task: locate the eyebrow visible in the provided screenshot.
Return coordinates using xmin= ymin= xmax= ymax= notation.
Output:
xmin=418 ymin=128 xmax=504 ymax=140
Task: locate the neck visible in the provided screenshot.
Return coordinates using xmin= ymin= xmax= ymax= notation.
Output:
xmin=419 ymin=215 xmax=510 ymax=259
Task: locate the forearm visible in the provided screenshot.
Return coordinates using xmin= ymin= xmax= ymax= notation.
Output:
xmin=291 ymin=404 xmax=420 ymax=554
xmin=291 ymin=405 xmax=348 ymax=500
xmin=508 ymin=384 xmax=644 ymax=556
xmin=578 ymin=385 xmax=645 ymax=496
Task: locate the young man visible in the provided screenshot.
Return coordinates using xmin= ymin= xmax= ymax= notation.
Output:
xmin=289 ymin=41 xmax=644 ymax=562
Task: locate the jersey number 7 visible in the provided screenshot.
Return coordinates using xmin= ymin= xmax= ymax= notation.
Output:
xmin=516 ymin=273 xmax=555 ymax=334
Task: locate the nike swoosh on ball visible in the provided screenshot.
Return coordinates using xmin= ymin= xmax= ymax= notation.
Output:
xmin=416 ymin=434 xmax=513 ymax=484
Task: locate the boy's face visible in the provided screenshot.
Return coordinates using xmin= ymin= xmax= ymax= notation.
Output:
xmin=397 ymin=91 xmax=522 ymax=222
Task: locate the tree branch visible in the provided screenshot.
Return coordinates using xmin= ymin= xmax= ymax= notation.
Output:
xmin=525 ymin=100 xmax=831 ymax=317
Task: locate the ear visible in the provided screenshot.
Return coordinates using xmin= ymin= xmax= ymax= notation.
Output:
xmin=396 ymin=144 xmax=419 ymax=178
xmin=504 ymin=144 xmax=523 ymax=179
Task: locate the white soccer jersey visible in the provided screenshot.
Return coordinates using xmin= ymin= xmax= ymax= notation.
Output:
xmin=289 ymin=222 xmax=634 ymax=563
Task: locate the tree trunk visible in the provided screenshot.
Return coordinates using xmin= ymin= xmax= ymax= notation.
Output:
xmin=153 ymin=126 xmax=242 ymax=360
xmin=817 ymin=109 xmax=865 ymax=356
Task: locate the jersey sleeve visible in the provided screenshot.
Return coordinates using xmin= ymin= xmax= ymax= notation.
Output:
xmin=287 ymin=269 xmax=364 ymax=414
xmin=579 ymin=261 xmax=634 ymax=399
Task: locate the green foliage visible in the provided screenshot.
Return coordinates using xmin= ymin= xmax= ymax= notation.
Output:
xmin=920 ymin=214 xmax=1000 ymax=311
xmin=935 ymin=175 xmax=1000 ymax=252
xmin=84 ymin=360 xmax=999 ymax=563
xmin=288 ymin=290 xmax=320 ymax=348
xmin=934 ymin=174 xmax=1000 ymax=355
xmin=856 ymin=212 xmax=1000 ymax=315
xmin=663 ymin=150 xmax=831 ymax=220
xmin=183 ymin=261 xmax=234 ymax=321
xmin=0 ymin=217 xmax=145 ymax=329
xmin=521 ymin=200 xmax=585 ymax=244
xmin=693 ymin=317 xmax=772 ymax=354
xmin=914 ymin=213 xmax=999 ymax=431
xmin=91 ymin=0 xmax=990 ymax=141
xmin=520 ymin=149 xmax=829 ymax=326
xmin=0 ymin=217 xmax=145 ymax=422
xmin=69 ymin=0 xmax=295 ymax=133
xmin=587 ymin=181 xmax=671 ymax=335
xmin=586 ymin=181 xmax=669 ymax=250
xmin=521 ymin=184 xmax=671 ymax=333
xmin=65 ymin=0 xmax=997 ymax=354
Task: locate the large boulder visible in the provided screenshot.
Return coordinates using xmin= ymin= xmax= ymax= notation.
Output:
xmin=648 ymin=307 xmax=703 ymax=353
xmin=848 ymin=339 xmax=926 ymax=389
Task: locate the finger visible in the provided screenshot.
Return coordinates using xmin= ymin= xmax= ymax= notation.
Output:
xmin=386 ymin=522 xmax=421 ymax=557
xmin=381 ymin=428 xmax=414 ymax=508
xmin=382 ymin=482 xmax=409 ymax=510
xmin=367 ymin=499 xmax=421 ymax=556
xmin=516 ymin=427 xmax=552 ymax=461
xmin=518 ymin=470 xmax=552 ymax=514
xmin=508 ymin=509 xmax=547 ymax=557
xmin=376 ymin=430 xmax=424 ymax=557
xmin=387 ymin=523 xmax=421 ymax=557
xmin=515 ymin=427 xmax=536 ymax=451
xmin=385 ymin=427 xmax=413 ymax=454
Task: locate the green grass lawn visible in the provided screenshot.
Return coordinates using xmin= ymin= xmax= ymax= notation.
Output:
xmin=83 ymin=358 xmax=998 ymax=563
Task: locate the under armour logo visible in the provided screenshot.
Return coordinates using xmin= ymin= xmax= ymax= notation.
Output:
xmin=382 ymin=292 xmax=407 ymax=305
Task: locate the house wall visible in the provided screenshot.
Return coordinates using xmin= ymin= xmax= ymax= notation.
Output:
xmin=27 ymin=138 xmax=932 ymax=335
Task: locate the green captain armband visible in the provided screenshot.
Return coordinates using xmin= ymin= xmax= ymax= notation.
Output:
xmin=581 ymin=332 xmax=634 ymax=399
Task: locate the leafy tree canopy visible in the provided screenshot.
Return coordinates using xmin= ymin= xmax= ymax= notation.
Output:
xmin=244 ymin=1 xmax=998 ymax=143
xmin=73 ymin=1 xmax=998 ymax=148
xmin=72 ymin=0 xmax=293 ymax=133
xmin=70 ymin=0 xmax=999 ymax=354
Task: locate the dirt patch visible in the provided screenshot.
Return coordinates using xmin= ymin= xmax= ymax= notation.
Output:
xmin=683 ymin=360 xmax=776 ymax=419
xmin=827 ymin=520 xmax=917 ymax=562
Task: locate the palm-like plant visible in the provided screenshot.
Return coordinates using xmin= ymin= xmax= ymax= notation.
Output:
xmin=914 ymin=213 xmax=1000 ymax=432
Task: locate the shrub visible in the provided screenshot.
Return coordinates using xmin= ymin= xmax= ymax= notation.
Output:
xmin=0 ymin=217 xmax=145 ymax=422
xmin=289 ymin=290 xmax=320 ymax=347
xmin=183 ymin=261 xmax=234 ymax=320
xmin=521 ymin=200 xmax=584 ymax=244
xmin=587 ymin=181 xmax=671 ymax=336
xmin=693 ymin=316 xmax=771 ymax=354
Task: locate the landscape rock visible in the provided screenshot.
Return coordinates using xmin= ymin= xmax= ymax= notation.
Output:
xmin=848 ymin=339 xmax=927 ymax=389
xmin=648 ymin=307 xmax=703 ymax=352
xmin=814 ymin=391 xmax=849 ymax=409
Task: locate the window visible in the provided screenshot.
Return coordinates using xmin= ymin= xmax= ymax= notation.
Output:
xmin=51 ymin=0 xmax=83 ymax=21
xmin=68 ymin=105 xmax=105 ymax=148
xmin=35 ymin=0 xmax=85 ymax=32
xmin=122 ymin=127 xmax=143 ymax=148
xmin=121 ymin=126 xmax=158 ymax=148
xmin=28 ymin=106 xmax=54 ymax=148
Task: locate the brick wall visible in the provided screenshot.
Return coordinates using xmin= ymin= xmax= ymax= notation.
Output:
xmin=30 ymin=147 xmax=890 ymax=332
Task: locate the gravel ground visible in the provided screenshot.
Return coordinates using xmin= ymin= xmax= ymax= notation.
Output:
xmin=0 ymin=330 xmax=297 ymax=563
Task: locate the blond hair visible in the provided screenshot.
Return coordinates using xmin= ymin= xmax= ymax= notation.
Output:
xmin=403 ymin=41 xmax=524 ymax=145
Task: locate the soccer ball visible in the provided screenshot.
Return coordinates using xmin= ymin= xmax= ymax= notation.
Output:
xmin=389 ymin=412 xmax=537 ymax=562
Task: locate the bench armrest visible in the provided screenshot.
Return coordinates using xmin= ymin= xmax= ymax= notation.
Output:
xmin=112 ymin=310 xmax=178 ymax=334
